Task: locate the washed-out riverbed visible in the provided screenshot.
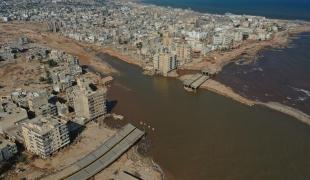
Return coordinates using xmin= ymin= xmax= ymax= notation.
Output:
xmin=98 ymin=46 xmax=310 ymax=180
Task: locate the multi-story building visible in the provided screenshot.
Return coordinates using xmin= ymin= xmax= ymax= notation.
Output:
xmin=21 ymin=116 xmax=70 ymax=158
xmin=213 ymin=34 xmax=224 ymax=46
xmin=73 ymin=87 xmax=107 ymax=123
xmin=27 ymin=91 xmax=48 ymax=111
xmin=0 ymin=0 xmax=282 ymax=78
xmin=0 ymin=139 xmax=18 ymax=161
xmin=176 ymin=42 xmax=192 ymax=66
xmin=66 ymin=85 xmax=79 ymax=108
xmin=51 ymin=70 xmax=75 ymax=92
xmin=0 ymin=100 xmax=28 ymax=135
xmin=27 ymin=91 xmax=58 ymax=117
xmin=213 ymin=33 xmax=234 ymax=48
xmin=154 ymin=52 xmax=178 ymax=76
xmin=11 ymin=89 xmax=29 ymax=108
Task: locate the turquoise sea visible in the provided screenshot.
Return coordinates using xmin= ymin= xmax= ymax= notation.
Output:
xmin=142 ymin=0 xmax=310 ymax=21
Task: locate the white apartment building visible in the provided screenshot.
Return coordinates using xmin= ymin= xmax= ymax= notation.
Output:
xmin=21 ymin=116 xmax=70 ymax=158
xmin=153 ymin=52 xmax=178 ymax=76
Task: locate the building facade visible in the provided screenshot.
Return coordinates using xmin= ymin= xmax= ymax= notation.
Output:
xmin=154 ymin=52 xmax=178 ymax=76
xmin=21 ymin=116 xmax=70 ymax=158
xmin=73 ymin=88 xmax=106 ymax=123
xmin=27 ymin=91 xmax=58 ymax=117
xmin=0 ymin=139 xmax=18 ymax=161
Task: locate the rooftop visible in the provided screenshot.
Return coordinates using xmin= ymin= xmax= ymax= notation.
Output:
xmin=0 ymin=138 xmax=15 ymax=149
xmin=0 ymin=101 xmax=28 ymax=133
xmin=22 ymin=116 xmax=65 ymax=136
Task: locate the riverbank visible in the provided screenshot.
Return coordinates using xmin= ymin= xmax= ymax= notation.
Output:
xmin=98 ymin=51 xmax=310 ymax=180
xmin=200 ymin=79 xmax=255 ymax=106
xmin=98 ymin=47 xmax=143 ymax=67
xmin=181 ymin=23 xmax=310 ymax=74
xmin=0 ymin=21 xmax=163 ymax=180
xmin=4 ymin=122 xmax=163 ymax=180
xmin=95 ymin=23 xmax=310 ymax=126
xmin=92 ymin=22 xmax=310 ymax=75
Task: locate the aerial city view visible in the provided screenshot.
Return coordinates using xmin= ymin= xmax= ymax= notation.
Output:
xmin=0 ymin=0 xmax=310 ymax=179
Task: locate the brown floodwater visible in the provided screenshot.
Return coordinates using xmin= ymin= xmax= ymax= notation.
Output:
xmin=98 ymin=49 xmax=310 ymax=180
xmin=215 ymin=33 xmax=310 ymax=115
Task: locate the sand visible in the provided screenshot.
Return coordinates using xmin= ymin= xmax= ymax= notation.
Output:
xmin=200 ymin=79 xmax=255 ymax=106
xmin=0 ymin=21 xmax=116 ymax=75
xmin=258 ymin=102 xmax=310 ymax=125
xmin=94 ymin=148 xmax=163 ymax=180
xmin=98 ymin=47 xmax=143 ymax=67
xmin=5 ymin=122 xmax=162 ymax=180
xmin=0 ymin=58 xmax=50 ymax=97
xmin=200 ymin=79 xmax=310 ymax=125
xmin=0 ymin=21 xmax=162 ymax=180
xmin=88 ymin=21 xmax=310 ymax=127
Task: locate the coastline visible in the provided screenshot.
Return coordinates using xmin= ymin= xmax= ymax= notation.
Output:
xmin=138 ymin=0 xmax=310 ymax=22
xmin=181 ymin=23 xmax=310 ymax=74
xmin=199 ymin=79 xmax=310 ymax=125
xmin=2 ymin=1 xmax=310 ymax=179
xmin=3 ymin=17 xmax=310 ymax=180
xmin=199 ymin=79 xmax=255 ymax=106
xmin=94 ymin=23 xmax=310 ymax=126
xmin=94 ymin=21 xmax=310 ymax=74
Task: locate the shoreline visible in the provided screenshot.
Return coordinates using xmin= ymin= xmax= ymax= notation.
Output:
xmin=95 ymin=22 xmax=310 ymax=73
xmin=181 ymin=23 xmax=310 ymax=74
xmin=137 ymin=0 xmax=310 ymax=22
xmin=97 ymin=47 xmax=143 ymax=67
xmin=94 ymin=25 xmax=310 ymax=126
xmin=199 ymin=79 xmax=310 ymax=125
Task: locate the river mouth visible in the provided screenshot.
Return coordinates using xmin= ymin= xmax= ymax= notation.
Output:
xmin=215 ymin=32 xmax=310 ymax=116
xmin=97 ymin=52 xmax=310 ymax=180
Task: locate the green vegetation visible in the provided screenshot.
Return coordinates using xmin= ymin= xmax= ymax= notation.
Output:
xmin=48 ymin=59 xmax=58 ymax=67
xmin=39 ymin=77 xmax=46 ymax=82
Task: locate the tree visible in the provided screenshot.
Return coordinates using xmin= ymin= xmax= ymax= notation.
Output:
xmin=48 ymin=59 xmax=58 ymax=67
xmin=39 ymin=77 xmax=46 ymax=82
xmin=136 ymin=42 xmax=143 ymax=49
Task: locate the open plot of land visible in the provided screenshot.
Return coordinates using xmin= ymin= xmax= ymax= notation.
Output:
xmin=5 ymin=122 xmax=162 ymax=180
xmin=0 ymin=58 xmax=49 ymax=97
xmin=0 ymin=21 xmax=162 ymax=180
